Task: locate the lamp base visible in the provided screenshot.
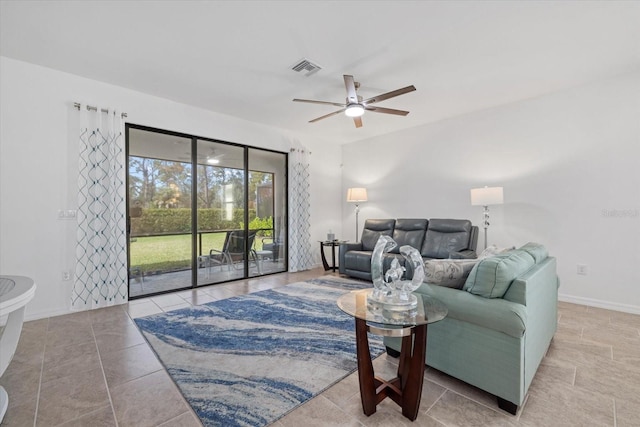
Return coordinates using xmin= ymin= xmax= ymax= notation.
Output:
xmin=355 ymin=204 xmax=360 ymax=241
xmin=482 ymin=205 xmax=490 ymax=250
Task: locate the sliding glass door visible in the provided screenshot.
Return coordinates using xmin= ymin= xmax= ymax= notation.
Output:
xmin=195 ymin=140 xmax=246 ymax=285
xmin=127 ymin=129 xmax=193 ymax=297
xmin=247 ymin=148 xmax=287 ymax=277
xmin=126 ymin=125 xmax=287 ymax=298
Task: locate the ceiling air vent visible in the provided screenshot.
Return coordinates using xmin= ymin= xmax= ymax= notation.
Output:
xmin=291 ymin=58 xmax=322 ymax=76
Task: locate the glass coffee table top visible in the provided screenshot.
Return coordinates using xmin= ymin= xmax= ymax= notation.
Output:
xmin=0 ymin=277 xmax=15 ymax=297
xmin=337 ymin=289 xmax=447 ymax=327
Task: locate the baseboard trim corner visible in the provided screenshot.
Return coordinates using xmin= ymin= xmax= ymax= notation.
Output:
xmin=558 ymin=294 xmax=640 ymax=315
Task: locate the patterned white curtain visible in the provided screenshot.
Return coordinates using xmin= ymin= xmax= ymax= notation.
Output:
xmin=288 ymin=147 xmax=314 ymax=272
xmin=72 ymin=106 xmax=128 ymax=310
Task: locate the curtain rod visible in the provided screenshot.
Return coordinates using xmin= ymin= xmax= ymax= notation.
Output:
xmin=74 ymin=102 xmax=128 ymax=118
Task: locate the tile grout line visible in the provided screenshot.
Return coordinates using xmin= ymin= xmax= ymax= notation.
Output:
xmin=32 ymin=318 xmax=49 ymax=427
xmin=610 ymin=345 xmax=614 ymax=361
xmin=156 ymin=410 xmax=203 ymax=427
xmin=422 ymin=387 xmax=446 ymax=414
xmin=516 ymin=393 xmax=530 ymax=421
xmin=317 ymin=394 xmax=364 ymax=426
xmin=91 ymin=321 xmax=120 ymax=427
xmin=423 ymin=375 xmax=512 ymax=418
xmin=440 ymin=388 xmax=514 ymax=419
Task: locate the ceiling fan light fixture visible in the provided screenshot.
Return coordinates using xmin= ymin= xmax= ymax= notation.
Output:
xmin=344 ymin=104 xmax=365 ymax=118
xmin=207 ymin=157 xmax=220 ymax=165
xmin=294 ymin=75 xmax=415 ymax=127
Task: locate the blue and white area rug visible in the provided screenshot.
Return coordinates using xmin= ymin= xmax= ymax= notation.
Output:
xmin=134 ymin=276 xmax=385 ymax=427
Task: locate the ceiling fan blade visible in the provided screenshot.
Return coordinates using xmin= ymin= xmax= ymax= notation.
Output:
xmin=365 ymin=106 xmax=410 ymax=116
xmin=309 ymin=109 xmax=345 ymax=123
xmin=353 ymin=116 xmax=363 ymax=128
xmin=293 ymin=98 xmax=346 ymax=107
xmin=343 ymin=75 xmax=358 ymax=103
xmin=363 ymin=85 xmax=416 ymax=105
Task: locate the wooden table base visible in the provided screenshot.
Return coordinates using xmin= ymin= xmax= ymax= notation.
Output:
xmin=355 ymin=318 xmax=427 ymax=421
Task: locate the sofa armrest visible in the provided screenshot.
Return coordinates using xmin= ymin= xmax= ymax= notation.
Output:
xmin=449 ymin=250 xmax=477 ymax=259
xmin=503 ymin=257 xmax=558 ymax=306
xmin=339 ymin=242 xmax=362 ymax=274
xmin=503 ymin=257 xmax=558 ymax=396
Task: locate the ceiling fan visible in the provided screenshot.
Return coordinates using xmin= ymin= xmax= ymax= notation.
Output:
xmin=293 ymin=75 xmax=416 ymax=128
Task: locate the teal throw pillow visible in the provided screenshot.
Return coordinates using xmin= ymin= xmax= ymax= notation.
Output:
xmin=463 ymin=250 xmax=535 ymax=298
xmin=519 ymin=242 xmax=548 ymax=264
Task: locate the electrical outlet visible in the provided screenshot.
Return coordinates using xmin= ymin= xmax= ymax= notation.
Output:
xmin=57 ymin=210 xmax=78 ymax=220
xmin=577 ymin=264 xmax=588 ymax=275
xmin=62 ymin=271 xmax=72 ymax=281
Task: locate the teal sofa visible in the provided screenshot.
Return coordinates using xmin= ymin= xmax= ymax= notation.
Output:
xmin=384 ymin=243 xmax=559 ymax=415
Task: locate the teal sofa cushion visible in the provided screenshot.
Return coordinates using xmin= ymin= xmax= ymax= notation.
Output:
xmin=463 ymin=250 xmax=535 ymax=298
xmin=519 ymin=242 xmax=548 ymax=264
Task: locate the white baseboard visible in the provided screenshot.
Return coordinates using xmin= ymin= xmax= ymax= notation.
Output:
xmin=24 ymin=307 xmax=75 ymax=322
xmin=558 ymin=293 xmax=640 ymax=315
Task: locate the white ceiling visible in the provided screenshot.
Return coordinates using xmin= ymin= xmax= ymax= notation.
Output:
xmin=2 ymin=1 xmax=639 ymax=144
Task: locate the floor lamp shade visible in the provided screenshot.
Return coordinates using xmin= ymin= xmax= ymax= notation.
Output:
xmin=346 ymin=188 xmax=368 ymax=203
xmin=470 ymin=186 xmax=504 ymax=250
xmin=470 ymin=187 xmax=504 ymax=206
xmin=347 ymin=188 xmax=367 ymax=241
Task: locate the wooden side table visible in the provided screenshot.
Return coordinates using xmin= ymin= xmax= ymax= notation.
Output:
xmin=319 ymin=240 xmax=345 ymax=272
xmin=337 ymin=289 xmax=447 ymax=421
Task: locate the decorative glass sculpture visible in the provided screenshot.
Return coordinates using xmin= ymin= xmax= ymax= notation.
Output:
xmin=369 ymin=235 xmax=425 ymax=312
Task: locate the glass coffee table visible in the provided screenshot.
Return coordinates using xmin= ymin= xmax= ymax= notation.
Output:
xmin=337 ymin=289 xmax=447 ymax=421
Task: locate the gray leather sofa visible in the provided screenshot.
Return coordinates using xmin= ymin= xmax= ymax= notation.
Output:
xmin=339 ymin=218 xmax=478 ymax=280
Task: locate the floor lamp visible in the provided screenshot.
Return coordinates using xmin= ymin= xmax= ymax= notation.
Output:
xmin=470 ymin=186 xmax=504 ymax=250
xmin=347 ymin=187 xmax=368 ymax=241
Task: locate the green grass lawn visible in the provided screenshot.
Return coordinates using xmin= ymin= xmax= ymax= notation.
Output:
xmin=130 ymin=232 xmax=266 ymax=273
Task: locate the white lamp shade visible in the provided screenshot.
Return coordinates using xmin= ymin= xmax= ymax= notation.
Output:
xmin=347 ymin=187 xmax=368 ymax=202
xmin=470 ymin=186 xmax=504 ymax=206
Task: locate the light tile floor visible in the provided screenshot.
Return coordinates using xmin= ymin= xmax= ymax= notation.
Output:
xmin=2 ymin=268 xmax=639 ymax=426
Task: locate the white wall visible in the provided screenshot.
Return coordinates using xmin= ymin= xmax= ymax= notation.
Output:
xmin=342 ymin=71 xmax=640 ymax=314
xmin=0 ymin=56 xmax=343 ymax=320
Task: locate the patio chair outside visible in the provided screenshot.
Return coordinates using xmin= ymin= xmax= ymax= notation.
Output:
xmin=208 ymin=230 xmax=258 ymax=271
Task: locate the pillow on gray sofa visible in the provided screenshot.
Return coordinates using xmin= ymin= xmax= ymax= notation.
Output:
xmin=424 ymin=259 xmax=479 ymax=289
xmin=478 ymin=244 xmax=514 ymax=259
xmin=463 ymin=250 xmax=535 ymax=298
